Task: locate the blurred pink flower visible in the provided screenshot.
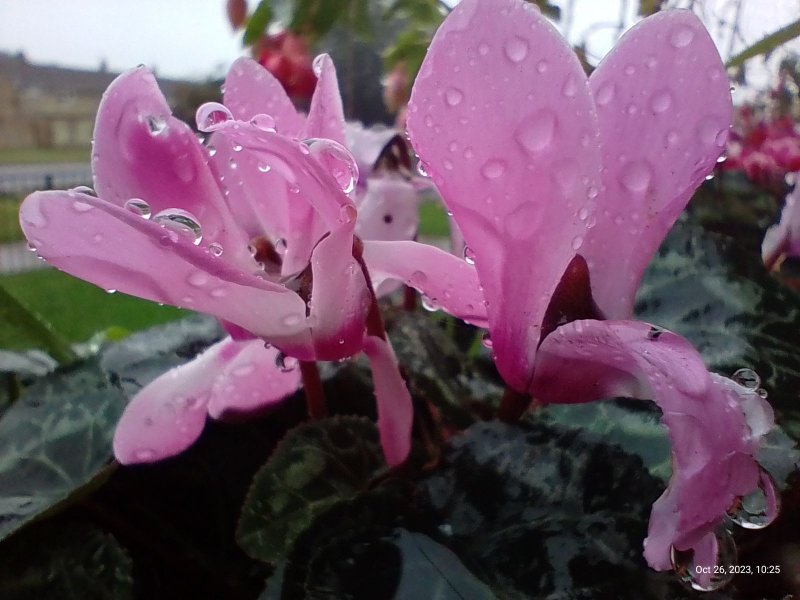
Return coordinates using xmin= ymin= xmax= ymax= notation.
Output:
xmin=405 ymin=0 xmax=775 ymax=583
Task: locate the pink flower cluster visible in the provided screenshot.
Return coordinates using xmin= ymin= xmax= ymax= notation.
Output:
xmin=18 ymin=0 xmax=779 ymax=588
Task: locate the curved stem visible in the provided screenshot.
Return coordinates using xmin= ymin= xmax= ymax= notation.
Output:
xmin=299 ymin=360 xmax=327 ymax=420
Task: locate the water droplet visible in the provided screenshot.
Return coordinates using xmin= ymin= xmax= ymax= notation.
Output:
xmin=717 ymin=155 xmax=727 ymax=164
xmin=188 ymin=272 xmax=208 ymax=287
xmin=445 ymin=87 xmax=464 ymax=107
xmin=196 ymin=102 xmax=233 ymax=132
xmin=153 ymin=209 xmax=203 ymax=245
xmin=587 ymin=186 xmax=599 ymax=199
xmin=620 ymin=160 xmax=653 ymax=193
xmin=670 ymin=25 xmax=695 ymax=48
xmin=666 ymin=130 xmax=679 ymax=147
xmin=515 ymin=109 xmax=557 ymax=153
xmin=595 ymin=81 xmax=615 ymax=106
xmin=275 ymin=352 xmax=298 ymax=372
xmin=250 ymin=113 xmax=276 ymax=132
xmin=504 ymin=36 xmax=528 ymax=63
xmin=625 ymin=103 xmax=638 ymax=116
xmin=338 ymin=204 xmax=357 ymax=224
xmin=258 ymin=163 xmax=271 ymax=173
xmin=645 ymin=55 xmax=657 ymax=69
xmin=105 ymin=288 xmax=117 ymax=294
xmin=303 ymin=138 xmax=359 ymax=194
xmin=312 ymin=54 xmax=326 ymax=76
xmin=124 ymin=198 xmax=152 ymax=219
xmin=70 ymin=185 xmax=96 ymax=196
xmin=209 ymin=287 xmax=227 ymax=298
xmin=624 ymin=64 xmax=635 ymax=76
xmin=650 ymin=89 xmax=673 ymax=113
xmin=421 ymin=294 xmax=440 ymax=312
xmin=146 ymin=115 xmax=168 ymax=136
xmin=282 ymin=313 xmax=302 ymax=328
xmin=207 ymin=145 xmax=217 ymax=157
xmin=208 ymin=242 xmax=224 ymax=257
xmin=71 ymin=200 xmax=94 ymax=213
xmin=536 ymin=60 xmax=548 ymax=73
xmin=578 ymin=207 xmax=590 ymax=221
xmin=274 ymin=238 xmax=287 ymax=254
xmin=732 ymin=368 xmax=761 ymax=389
xmin=481 ymin=332 xmax=493 ymax=349
xmin=416 ymin=161 xmax=429 ymax=177
xmin=697 ymin=119 xmax=726 ymax=147
xmin=571 ymin=235 xmax=583 ymax=250
xmin=562 ymin=74 xmax=578 ymax=98
xmin=410 ymin=270 xmax=427 ymax=286
xmin=463 ymin=246 xmax=476 ymax=265
xmin=229 ymin=158 xmax=238 ymax=169
xmin=647 ymin=326 xmax=665 ymax=340
xmin=477 ymin=42 xmax=490 ymax=56
xmin=704 ymin=173 xmax=714 ymax=181
xmin=671 ymin=526 xmax=736 ymax=592
xmin=728 ymin=471 xmax=779 ymax=530
xmin=481 ymin=159 xmax=506 ymax=179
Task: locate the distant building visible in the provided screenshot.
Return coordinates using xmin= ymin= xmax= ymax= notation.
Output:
xmin=0 ymin=52 xmax=218 ymax=152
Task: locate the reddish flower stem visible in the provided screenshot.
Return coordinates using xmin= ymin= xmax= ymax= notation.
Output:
xmin=299 ymin=360 xmax=327 ymax=420
xmin=403 ymin=285 xmax=417 ymax=311
xmin=497 ymin=386 xmax=531 ymax=423
xmin=353 ymin=236 xmax=387 ymax=341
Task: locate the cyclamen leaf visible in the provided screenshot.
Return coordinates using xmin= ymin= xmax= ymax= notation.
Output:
xmin=0 ymin=359 xmax=124 ymax=541
xmin=237 ymin=416 xmax=386 ymax=562
xmin=0 ymin=521 xmax=133 ymax=600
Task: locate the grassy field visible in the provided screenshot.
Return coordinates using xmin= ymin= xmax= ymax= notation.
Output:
xmin=1 ymin=269 xmax=187 ymax=351
xmin=0 ymin=197 xmax=22 ymax=244
xmin=0 ymin=147 xmax=90 ymax=165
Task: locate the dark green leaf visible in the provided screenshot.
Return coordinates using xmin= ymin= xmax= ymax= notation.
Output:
xmin=237 ymin=416 xmax=386 ymax=562
xmin=244 ymin=1 xmax=273 ymax=46
xmin=0 ymin=520 xmax=133 ymax=600
xmin=289 ymin=0 xmax=346 ymax=40
xmin=726 ymin=18 xmax=800 ymax=68
xmin=0 ymin=360 xmax=124 ymax=541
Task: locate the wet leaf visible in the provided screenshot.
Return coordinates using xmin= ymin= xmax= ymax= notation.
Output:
xmin=0 ymin=520 xmax=133 ymax=600
xmin=237 ymin=416 xmax=386 ymax=563
xmin=0 ymin=359 xmax=124 ymax=541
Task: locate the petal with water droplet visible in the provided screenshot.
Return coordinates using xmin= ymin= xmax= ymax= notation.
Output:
xmin=407 ymin=0 xmax=602 ymax=391
xmin=584 ymin=10 xmax=733 ymax=319
xmin=301 ymin=54 xmax=346 ymax=144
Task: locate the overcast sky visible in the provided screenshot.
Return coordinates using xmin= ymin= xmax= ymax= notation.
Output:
xmin=1 ymin=0 xmax=798 ymax=87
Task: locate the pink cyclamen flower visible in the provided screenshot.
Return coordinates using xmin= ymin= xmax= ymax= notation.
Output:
xmin=406 ymin=0 xmax=775 ymax=584
xmin=19 ymin=55 xmax=486 ymax=467
xmin=763 ymin=183 xmax=800 ymax=271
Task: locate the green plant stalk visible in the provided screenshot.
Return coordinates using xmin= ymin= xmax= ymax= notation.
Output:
xmin=0 ymin=284 xmax=77 ymax=365
xmin=726 ymin=18 xmax=800 ymax=68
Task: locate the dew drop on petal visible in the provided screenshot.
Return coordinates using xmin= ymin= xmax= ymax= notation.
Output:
xmin=481 ymin=332 xmax=493 ymax=349
xmin=338 ymin=204 xmax=357 ymax=224
xmin=312 ymin=54 xmax=325 ymax=77
xmin=477 ymin=42 xmax=490 ymax=56
xmin=153 ymin=208 xmax=203 ymax=245
xmin=670 ymin=526 xmax=736 ymax=592
xmin=727 ymin=470 xmax=779 ymax=530
xmin=463 ymin=246 xmax=476 ymax=265
xmin=577 ymin=207 xmax=589 ymax=221
xmin=207 ymin=145 xmax=217 ymax=157
xmin=416 ymin=161 xmax=429 ymax=177
xmin=421 ymin=294 xmax=440 ymax=312
xmin=649 ymin=89 xmax=673 ymax=114
xmin=504 ymin=36 xmax=528 ymax=63
xmin=561 ymin=74 xmax=578 ymax=98
xmin=188 ymin=272 xmax=208 ymax=287
xmin=515 ymin=109 xmax=556 ymax=153
xmin=303 ymin=138 xmax=359 ymax=194
xmin=125 ymin=198 xmax=152 ymax=219
xmin=258 ymin=163 xmax=271 ymax=173
xmin=208 ymin=242 xmax=224 ymax=257
xmin=275 ymin=352 xmax=299 ymax=372
xmin=250 ymin=113 xmax=276 ymax=132
xmin=196 ymin=102 xmax=233 ymax=132
xmin=281 ymin=313 xmax=302 ymax=328
xmin=445 ymin=87 xmax=464 ymax=107
xmin=670 ymin=25 xmax=695 ymax=48
xmin=571 ymin=235 xmax=583 ymax=250
xmin=620 ymin=160 xmax=653 ymax=193
xmin=732 ymin=368 xmax=761 ymax=389
xmin=71 ymin=200 xmax=94 ymax=213
xmin=536 ymin=60 xmax=548 ymax=73
xmin=595 ymin=81 xmax=615 ymax=106
xmin=481 ymin=159 xmax=506 ymax=179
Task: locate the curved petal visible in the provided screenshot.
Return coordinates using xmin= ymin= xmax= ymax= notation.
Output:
xmin=113 ymin=336 xmax=242 ymax=464
xmin=532 ymin=319 xmax=769 ymax=572
xmin=407 ymin=0 xmax=603 ymax=391
xmin=208 ymin=121 xmax=351 ymax=276
xmin=762 ymin=186 xmax=800 ymax=271
xmin=362 ymin=240 xmax=488 ymax=328
xmin=92 ymin=67 xmax=247 ymax=260
xmin=584 ymin=10 xmax=733 ymax=318
xmin=308 ymin=219 xmax=370 ymax=360
xmin=223 ymin=57 xmax=305 ymax=136
xmin=355 ymin=177 xmax=420 ymax=242
xmin=302 ymin=54 xmax=346 ymax=145
xmin=362 ymin=335 xmax=413 ymax=466
xmin=20 ymin=190 xmax=311 ymax=348
xmin=207 ymin=340 xmax=301 ymax=419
